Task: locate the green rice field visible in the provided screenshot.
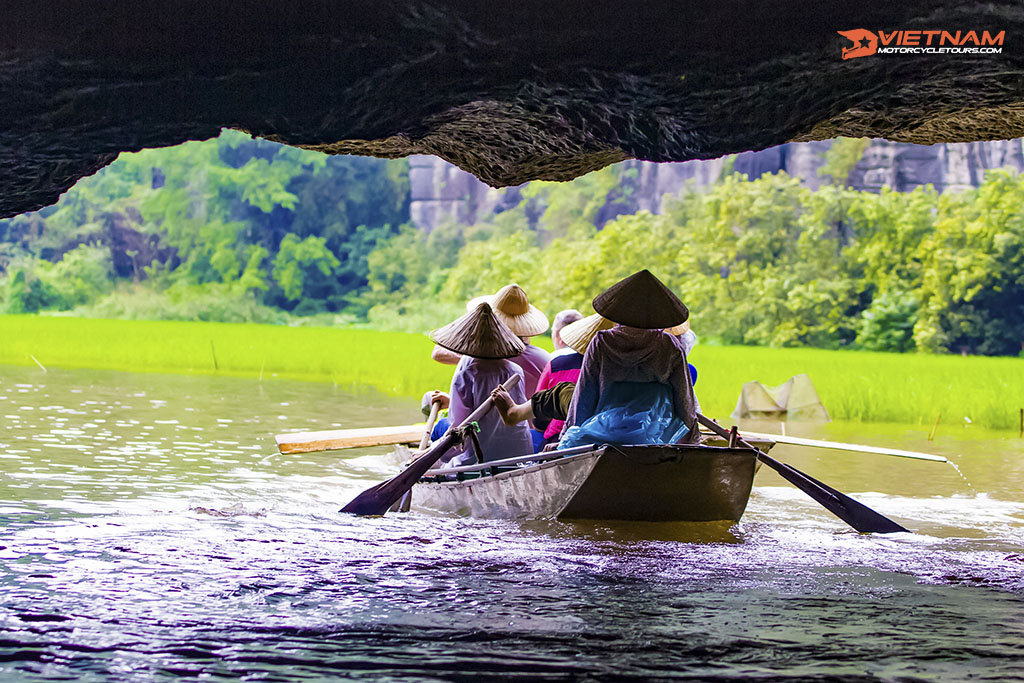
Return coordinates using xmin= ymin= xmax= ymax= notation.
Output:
xmin=1 ymin=315 xmax=1022 ymax=431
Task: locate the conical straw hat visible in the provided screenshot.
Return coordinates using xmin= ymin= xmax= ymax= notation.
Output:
xmin=559 ymin=314 xmax=615 ymax=356
xmin=465 ymin=284 xmax=549 ymax=337
xmin=664 ymin=320 xmax=691 ymax=336
xmin=466 ymin=294 xmax=490 ymax=312
xmin=431 ymin=303 xmax=526 ymax=359
xmin=593 ymin=270 xmax=688 ymax=329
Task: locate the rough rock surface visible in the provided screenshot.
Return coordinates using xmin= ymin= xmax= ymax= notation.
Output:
xmin=3 ymin=1 xmax=1024 ymax=218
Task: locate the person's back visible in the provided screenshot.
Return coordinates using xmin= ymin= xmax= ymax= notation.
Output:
xmin=453 ymin=340 xmax=549 ymax=398
xmin=428 ymin=301 xmax=535 ymax=466
xmin=560 ymin=270 xmax=699 ymax=446
xmin=514 ymin=342 xmax=550 ymax=397
xmin=563 ymin=326 xmax=697 ymax=444
xmin=449 ymin=358 xmax=533 ymax=464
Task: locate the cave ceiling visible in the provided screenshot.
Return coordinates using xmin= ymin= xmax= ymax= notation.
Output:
xmin=2 ymin=0 xmax=1023 ymax=218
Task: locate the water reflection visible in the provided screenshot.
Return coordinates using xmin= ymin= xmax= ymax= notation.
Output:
xmin=1 ymin=364 xmax=1023 ymax=681
xmin=523 ymin=519 xmax=744 ymax=544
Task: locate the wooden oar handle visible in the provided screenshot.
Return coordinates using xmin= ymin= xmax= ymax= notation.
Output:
xmin=419 ymin=400 xmax=442 ymax=450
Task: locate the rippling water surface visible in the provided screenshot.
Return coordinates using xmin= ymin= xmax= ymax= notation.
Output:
xmin=1 ymin=364 xmax=1023 ymax=681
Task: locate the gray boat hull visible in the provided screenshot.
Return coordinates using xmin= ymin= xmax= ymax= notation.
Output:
xmin=412 ymin=444 xmax=762 ymax=523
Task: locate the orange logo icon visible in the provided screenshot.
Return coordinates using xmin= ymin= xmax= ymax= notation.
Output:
xmin=838 ymin=29 xmax=879 ymax=59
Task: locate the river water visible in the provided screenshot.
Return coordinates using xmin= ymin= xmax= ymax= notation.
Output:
xmin=1 ymin=364 xmax=1022 ymax=681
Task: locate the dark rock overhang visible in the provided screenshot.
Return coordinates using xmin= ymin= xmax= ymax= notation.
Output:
xmin=2 ymin=0 xmax=1023 ymax=218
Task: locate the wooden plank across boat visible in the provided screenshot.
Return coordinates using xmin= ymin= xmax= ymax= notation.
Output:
xmin=411 ymin=437 xmax=775 ymax=523
xmin=277 ymin=425 xmax=425 ymax=454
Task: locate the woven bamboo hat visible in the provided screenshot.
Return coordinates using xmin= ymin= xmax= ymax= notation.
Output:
xmin=593 ymin=270 xmax=688 ymax=329
xmin=431 ymin=302 xmax=526 ymax=359
xmin=664 ymin=320 xmax=690 ymax=336
xmin=466 ymin=284 xmax=549 ymax=337
xmin=559 ymin=314 xmax=615 ymax=356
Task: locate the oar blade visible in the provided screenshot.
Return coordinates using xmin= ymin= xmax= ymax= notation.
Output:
xmin=763 ymin=456 xmax=908 ymax=533
xmin=341 ymin=432 xmax=456 ymax=516
xmin=339 ymin=374 xmax=522 ymax=517
xmin=340 ymin=481 xmax=390 ymax=516
xmin=696 ymin=412 xmax=908 ymax=534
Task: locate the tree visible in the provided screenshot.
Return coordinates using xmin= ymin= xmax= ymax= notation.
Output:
xmin=914 ymin=170 xmax=1024 ymax=355
xmin=0 ymin=129 xmax=410 ymax=319
xmin=272 ymin=234 xmax=341 ymax=305
xmin=818 ymin=137 xmax=870 ymax=187
xmin=857 ymin=291 xmax=919 ymax=352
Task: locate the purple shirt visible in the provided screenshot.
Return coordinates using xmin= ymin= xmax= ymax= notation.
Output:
xmin=445 ymin=358 xmax=534 ymax=465
xmin=512 ymin=343 xmax=551 ymax=397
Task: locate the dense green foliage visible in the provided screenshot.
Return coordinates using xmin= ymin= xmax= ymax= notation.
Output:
xmin=0 ymin=130 xmax=409 ymax=321
xmin=360 ymin=168 xmax=1024 ymax=356
xmin=2 ymin=316 xmax=1021 ymax=430
xmin=2 ymin=131 xmax=1023 ymax=356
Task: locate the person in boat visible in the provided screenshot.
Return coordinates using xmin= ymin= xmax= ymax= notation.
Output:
xmin=548 ymin=309 xmax=583 ymax=356
xmin=491 ymin=270 xmax=699 ymax=447
xmin=532 ymin=313 xmax=612 ymax=445
xmin=492 ymin=323 xmax=699 ymax=432
xmin=491 ymin=271 xmax=700 ymax=447
xmin=427 ymin=284 xmax=551 ymax=444
xmin=430 ymin=284 xmax=551 ymax=397
xmin=559 ymin=269 xmax=699 ymax=447
xmin=430 ymin=302 xmax=534 ymax=466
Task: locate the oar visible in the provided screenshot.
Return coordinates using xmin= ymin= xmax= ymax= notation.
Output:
xmin=737 ymin=430 xmax=947 ymax=463
xmin=419 ymin=400 xmax=442 ymax=451
xmin=341 ymin=375 xmax=520 ymax=516
xmin=389 ymin=398 xmax=443 ymax=513
xmin=278 ymin=392 xmax=443 ymax=455
xmin=697 ymin=413 xmax=908 ymax=534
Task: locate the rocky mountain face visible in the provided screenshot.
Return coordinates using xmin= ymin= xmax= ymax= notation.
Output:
xmin=408 ymin=139 xmax=1024 ymax=230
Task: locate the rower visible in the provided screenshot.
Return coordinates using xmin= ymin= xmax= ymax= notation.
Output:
xmin=531 ymin=313 xmax=610 ymax=446
xmin=430 ymin=302 xmax=534 ymax=466
xmin=560 ymin=270 xmax=699 ymax=448
xmin=492 ymin=315 xmax=699 ymax=443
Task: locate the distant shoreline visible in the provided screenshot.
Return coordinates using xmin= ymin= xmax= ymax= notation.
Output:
xmin=1 ymin=315 xmax=1021 ymax=431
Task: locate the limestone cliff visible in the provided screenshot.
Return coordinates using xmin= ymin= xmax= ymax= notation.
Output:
xmin=409 ymin=139 xmax=1024 ymax=230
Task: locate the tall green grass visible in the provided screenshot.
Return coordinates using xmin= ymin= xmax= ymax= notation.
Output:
xmin=2 ymin=315 xmax=1021 ymax=430
xmin=690 ymin=345 xmax=1024 ymax=431
xmin=0 ymin=315 xmax=456 ymax=396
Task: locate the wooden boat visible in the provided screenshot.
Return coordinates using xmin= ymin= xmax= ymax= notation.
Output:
xmin=409 ymin=436 xmax=776 ymax=523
